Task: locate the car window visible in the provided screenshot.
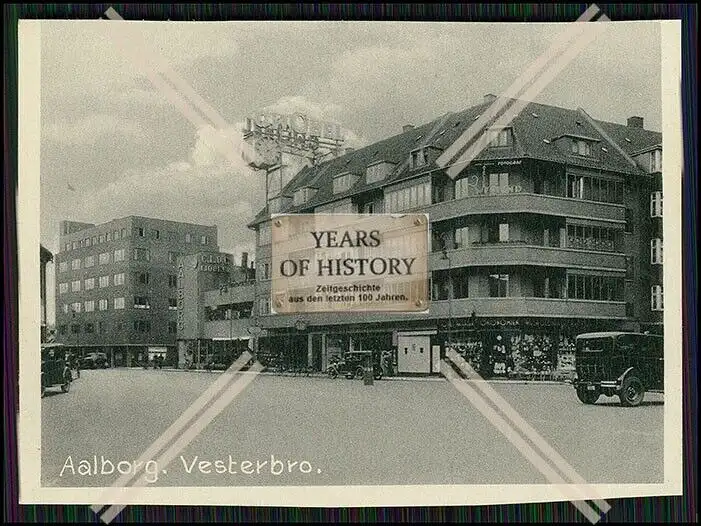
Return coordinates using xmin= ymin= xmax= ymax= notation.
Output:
xmin=576 ymin=337 xmax=612 ymax=352
xmin=616 ymin=334 xmax=636 ymax=353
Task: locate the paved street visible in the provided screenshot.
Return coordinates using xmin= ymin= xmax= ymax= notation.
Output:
xmin=41 ymin=368 xmax=664 ymax=488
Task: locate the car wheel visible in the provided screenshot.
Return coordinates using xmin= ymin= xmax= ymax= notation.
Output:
xmin=620 ymin=375 xmax=645 ymax=407
xmin=61 ymin=381 xmax=71 ymax=393
xmin=328 ymin=367 xmax=338 ymax=379
xmin=575 ymin=386 xmax=600 ymax=404
xmin=355 ymin=366 xmax=365 ymax=379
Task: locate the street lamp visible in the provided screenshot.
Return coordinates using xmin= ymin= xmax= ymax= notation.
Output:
xmin=440 ymin=233 xmax=453 ymax=357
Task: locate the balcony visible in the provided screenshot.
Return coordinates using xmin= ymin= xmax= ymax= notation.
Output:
xmin=430 ymin=244 xmax=627 ymax=272
xmin=426 ymin=193 xmax=626 ymax=223
xmin=258 ymin=296 xmax=627 ymax=329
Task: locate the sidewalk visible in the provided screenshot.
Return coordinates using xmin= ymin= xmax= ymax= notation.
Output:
xmin=151 ymin=367 xmax=569 ymax=384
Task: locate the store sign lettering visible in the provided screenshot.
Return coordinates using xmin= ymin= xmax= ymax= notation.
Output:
xmin=176 ymin=263 xmax=185 ymax=332
xmin=244 ymin=112 xmax=342 ymax=142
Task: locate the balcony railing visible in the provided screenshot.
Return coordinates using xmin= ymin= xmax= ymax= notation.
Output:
xmin=426 ymin=193 xmax=626 ymax=223
xmin=259 ymin=297 xmax=627 ymax=328
xmin=204 ymin=319 xmax=254 ymax=339
xmin=429 ymin=243 xmax=627 ymax=271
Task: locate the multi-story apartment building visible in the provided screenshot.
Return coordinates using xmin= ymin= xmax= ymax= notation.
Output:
xmin=54 ymin=216 xmax=218 ymax=366
xmin=246 ymin=96 xmax=663 ymax=376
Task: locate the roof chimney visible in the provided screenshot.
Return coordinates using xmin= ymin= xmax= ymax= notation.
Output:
xmin=402 ymin=124 xmax=415 ymax=133
xmin=627 ymin=116 xmax=644 ymax=129
xmin=241 ymin=252 xmax=248 ymax=269
xmin=484 ymin=93 xmax=497 ymax=104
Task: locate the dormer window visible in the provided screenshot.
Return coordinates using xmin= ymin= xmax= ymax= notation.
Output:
xmin=332 ymin=172 xmax=358 ymax=194
xmin=409 ymin=148 xmax=428 ymax=169
xmin=571 ymin=139 xmax=593 ymax=156
xmin=650 ymin=149 xmax=662 ymax=172
xmin=488 ymin=127 xmax=514 ymax=147
xmin=366 ymin=161 xmax=395 ymax=184
xmin=293 ymin=186 xmax=317 ymax=206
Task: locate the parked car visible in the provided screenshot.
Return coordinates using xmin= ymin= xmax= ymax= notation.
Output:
xmin=572 ymin=331 xmax=664 ymax=407
xmin=327 ymin=351 xmax=384 ymax=380
xmin=41 ymin=344 xmax=73 ymax=397
xmin=80 ymin=352 xmax=109 ymax=369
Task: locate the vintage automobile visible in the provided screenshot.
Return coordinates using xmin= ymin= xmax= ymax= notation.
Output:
xmin=80 ymin=351 xmax=109 ymax=369
xmin=572 ymin=331 xmax=664 ymax=407
xmin=41 ymin=344 xmax=73 ymax=397
xmin=327 ymin=351 xmax=384 ymax=380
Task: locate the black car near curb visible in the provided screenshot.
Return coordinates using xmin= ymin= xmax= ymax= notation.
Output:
xmin=80 ymin=352 xmax=109 ymax=369
xmin=572 ymin=331 xmax=664 ymax=407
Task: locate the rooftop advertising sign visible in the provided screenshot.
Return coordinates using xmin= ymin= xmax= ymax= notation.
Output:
xmin=271 ymin=213 xmax=429 ymax=314
xmin=243 ymin=113 xmax=343 ymax=142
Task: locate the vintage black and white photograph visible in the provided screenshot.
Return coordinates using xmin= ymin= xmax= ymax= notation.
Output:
xmin=18 ymin=13 xmax=683 ymax=513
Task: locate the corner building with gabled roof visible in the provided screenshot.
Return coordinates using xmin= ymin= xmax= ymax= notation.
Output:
xmin=248 ymin=95 xmax=664 ymax=377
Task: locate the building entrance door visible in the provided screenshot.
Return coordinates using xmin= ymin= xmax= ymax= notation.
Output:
xmin=397 ymin=332 xmax=433 ymax=374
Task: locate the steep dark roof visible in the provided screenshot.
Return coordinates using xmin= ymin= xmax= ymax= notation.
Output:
xmin=248 ymin=99 xmax=661 ymax=228
xmin=40 ymin=244 xmax=53 ymax=263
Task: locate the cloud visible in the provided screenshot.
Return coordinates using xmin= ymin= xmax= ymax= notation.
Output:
xmin=42 ymin=113 xmax=148 ymax=145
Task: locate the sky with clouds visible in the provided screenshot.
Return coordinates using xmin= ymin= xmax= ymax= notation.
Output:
xmin=39 ymin=19 xmax=662 ymax=265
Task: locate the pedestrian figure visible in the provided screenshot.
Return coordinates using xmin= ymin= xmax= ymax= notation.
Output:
xmin=74 ymin=353 xmax=81 ymax=379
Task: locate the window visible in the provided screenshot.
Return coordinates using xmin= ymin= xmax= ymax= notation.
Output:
xmin=134 ymin=296 xmax=151 ymax=309
xmin=487 ymin=128 xmax=514 ymax=148
xmin=133 ymin=320 xmax=151 ymax=333
xmin=168 ymin=251 xmax=180 ymax=263
xmin=98 ymin=321 xmax=107 ymax=334
xmin=455 ymin=226 xmax=470 ymax=249
xmin=58 ymin=325 xmax=67 ymax=335
xmin=114 ymin=249 xmax=125 ymax=262
xmin=650 ymin=191 xmax=663 ymax=217
xmin=114 ymin=297 xmax=125 ymax=310
xmin=567 ymin=174 xmax=584 ymax=199
xmin=366 ymin=162 xmax=393 ymax=184
xmin=650 ymin=149 xmax=662 ymax=172
xmin=121 ymin=228 xmax=127 ymax=238
xmin=84 ymin=238 xmax=91 ymax=247
xmin=105 ymin=232 xmax=111 ymax=242
xmin=71 ymin=280 xmax=81 ymax=292
xmin=84 ymin=255 xmax=95 ymax=268
xmin=98 ymin=299 xmax=108 ymax=311
xmin=169 ymin=298 xmax=178 ymax=310
xmin=70 ymin=302 xmax=82 ymax=313
xmin=567 ymin=275 xmax=624 ymax=301
xmin=571 ymin=139 xmax=592 ymax=156
xmin=168 ymin=274 xmax=178 ymax=287
xmin=385 ymin=181 xmax=432 ymax=212
xmin=99 ymin=275 xmax=110 ymax=288
xmin=99 ymin=234 xmax=105 ymax=244
xmin=498 ymin=223 xmax=510 ymax=242
xmin=133 ymin=248 xmax=150 ymax=261
xmin=72 ymin=258 xmax=81 ymax=270
xmin=113 ymin=273 xmax=125 ymax=286
xmin=135 ymin=272 xmax=150 ymax=285
xmin=72 ymin=241 xmax=79 ymax=250
xmin=259 ymin=262 xmax=270 ymax=280
xmin=153 ymin=229 xmax=160 ymax=240
xmin=168 ymin=321 xmax=178 ymax=334
xmin=99 ymin=252 xmax=110 ymax=265
xmin=59 ymin=283 xmax=68 ymax=294
xmin=84 ymin=300 xmax=95 ymax=312
xmin=136 ymin=227 xmax=145 ymax=238
xmin=200 ymin=235 xmax=208 ymax=245
xmin=185 ymin=233 xmax=192 ymax=243
xmin=651 ymin=285 xmax=664 ymax=311
xmin=488 ymin=273 xmax=509 ymax=297
xmin=65 ymin=243 xmax=70 ymax=252
xmin=409 ymin=148 xmax=428 ymax=169
xmin=59 ymin=261 xmax=68 ymax=273
xmin=113 ymin=229 xmax=120 ymax=240
xmin=650 ymin=238 xmax=663 ymax=264
xmin=62 ymin=304 xmax=69 ymax=314
xmin=85 ymin=277 xmax=95 ymax=290
xmin=332 ymin=172 xmax=357 ymax=194
xmin=293 ymin=186 xmax=317 ymax=206
xmin=259 ymin=297 xmax=271 ymax=315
